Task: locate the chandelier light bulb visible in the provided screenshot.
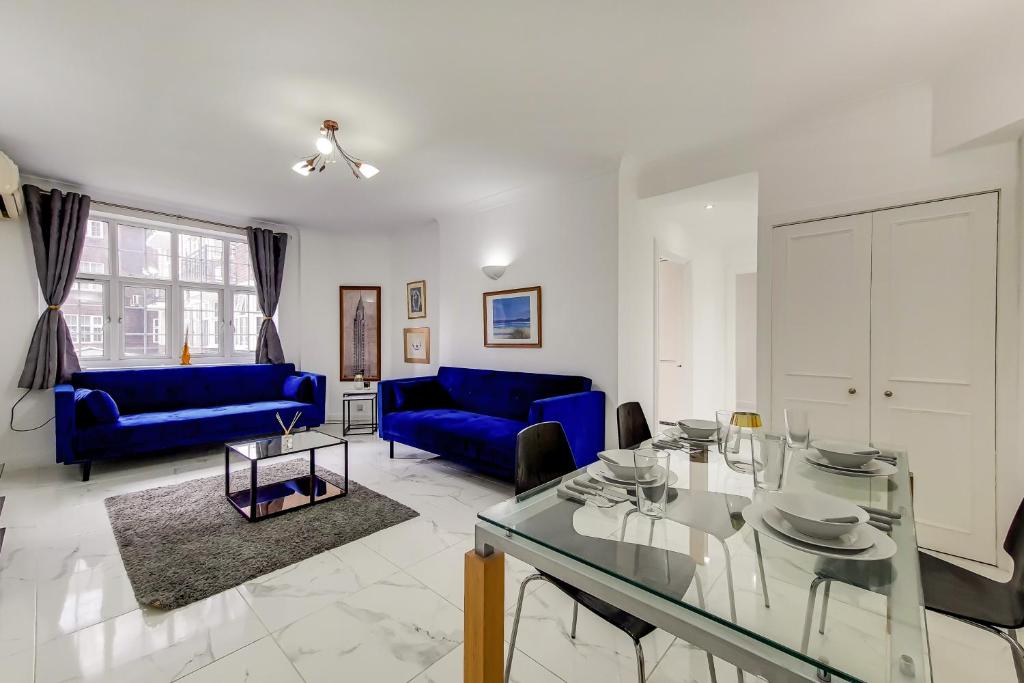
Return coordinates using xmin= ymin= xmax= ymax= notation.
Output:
xmin=292 ymin=161 xmax=311 ymax=176
xmin=356 ymin=162 xmax=379 ymax=179
xmin=315 ymin=136 xmax=333 ymax=155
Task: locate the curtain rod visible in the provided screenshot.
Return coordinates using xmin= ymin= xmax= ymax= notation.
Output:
xmin=88 ymin=199 xmax=248 ymax=234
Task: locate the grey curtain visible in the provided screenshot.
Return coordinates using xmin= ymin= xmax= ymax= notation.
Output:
xmin=18 ymin=185 xmax=90 ymax=389
xmin=246 ymin=226 xmax=288 ymax=364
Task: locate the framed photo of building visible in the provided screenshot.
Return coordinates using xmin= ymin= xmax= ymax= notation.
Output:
xmin=403 ymin=327 xmax=430 ymax=364
xmin=483 ymin=286 xmax=542 ymax=348
xmin=407 ymin=280 xmax=426 ymax=319
xmin=339 ymin=286 xmax=381 ymax=380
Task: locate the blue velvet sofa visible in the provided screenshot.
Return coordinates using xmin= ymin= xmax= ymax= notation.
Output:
xmin=378 ymin=366 xmax=604 ymax=479
xmin=55 ymin=363 xmax=326 ymax=480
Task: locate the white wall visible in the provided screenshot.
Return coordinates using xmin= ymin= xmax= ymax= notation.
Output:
xmin=386 ymin=222 xmax=441 ymax=379
xmin=437 ymin=171 xmax=619 ymax=447
xmin=623 ymin=82 xmax=1021 ymax=568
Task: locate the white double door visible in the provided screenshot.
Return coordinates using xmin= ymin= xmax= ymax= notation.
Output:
xmin=771 ymin=193 xmax=998 ymax=563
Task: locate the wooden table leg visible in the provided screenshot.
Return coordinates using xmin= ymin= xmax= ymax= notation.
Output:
xmin=464 ymin=549 xmax=504 ymax=683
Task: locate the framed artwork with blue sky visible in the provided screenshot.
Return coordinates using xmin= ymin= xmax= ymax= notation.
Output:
xmin=483 ymin=286 xmax=542 ymax=348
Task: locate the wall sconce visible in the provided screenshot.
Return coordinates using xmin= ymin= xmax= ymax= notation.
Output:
xmin=482 ymin=265 xmax=507 ymax=280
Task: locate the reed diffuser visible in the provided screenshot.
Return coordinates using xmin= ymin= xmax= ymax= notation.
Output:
xmin=276 ymin=410 xmax=302 ymax=449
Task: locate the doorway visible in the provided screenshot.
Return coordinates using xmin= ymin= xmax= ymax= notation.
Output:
xmin=656 ymin=256 xmax=692 ymax=426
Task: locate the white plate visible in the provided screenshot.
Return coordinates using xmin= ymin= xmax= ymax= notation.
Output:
xmin=761 ymin=506 xmax=873 ymax=550
xmin=742 ymin=501 xmax=897 ymax=561
xmin=804 ymin=451 xmax=897 ymax=477
xmin=586 ymin=462 xmax=680 ymax=488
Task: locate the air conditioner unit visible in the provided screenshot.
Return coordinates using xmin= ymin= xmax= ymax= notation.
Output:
xmin=0 ymin=150 xmax=23 ymax=220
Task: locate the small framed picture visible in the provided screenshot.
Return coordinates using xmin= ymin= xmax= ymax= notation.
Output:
xmin=483 ymin=286 xmax=542 ymax=348
xmin=403 ymin=327 xmax=430 ymax=364
xmin=407 ymin=280 xmax=426 ymax=319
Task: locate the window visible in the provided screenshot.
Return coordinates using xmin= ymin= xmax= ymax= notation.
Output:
xmin=118 ymin=224 xmax=171 ymax=280
xmin=81 ymin=220 xmax=110 ymax=275
xmin=122 ymin=285 xmax=167 ymax=357
xmin=179 ymin=234 xmax=224 ymax=284
xmin=69 ymin=213 xmax=260 ymax=366
xmin=65 ymin=280 xmax=106 ymax=359
xmin=183 ymin=288 xmax=221 ymax=355
xmin=233 ymin=291 xmax=261 ymax=353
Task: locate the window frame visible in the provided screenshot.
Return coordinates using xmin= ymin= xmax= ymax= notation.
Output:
xmin=74 ymin=210 xmax=259 ymax=368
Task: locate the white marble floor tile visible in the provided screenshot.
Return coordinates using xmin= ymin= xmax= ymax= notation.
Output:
xmin=647 ymin=638 xmax=735 ymax=683
xmin=928 ymin=611 xmax=1017 ymax=683
xmin=177 ymin=636 xmax=304 ymax=683
xmin=273 ymin=572 xmax=462 ymax=683
xmin=407 ymin=541 xmax=541 ymax=612
xmin=0 ymin=645 xmax=34 ymax=683
xmin=238 ymin=542 xmax=399 ymax=632
xmin=0 ymin=577 xmax=35 ymax=657
xmin=413 ymin=642 xmax=565 ymax=683
xmin=503 ymin=582 xmax=675 ymax=683
xmin=35 ymin=588 xmax=267 ymax=683
xmin=35 ymin=563 xmax=139 ymax=644
xmin=360 ymin=516 xmax=464 ymax=568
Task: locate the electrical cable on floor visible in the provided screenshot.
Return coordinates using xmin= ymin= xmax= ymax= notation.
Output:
xmin=10 ymin=388 xmax=54 ymax=432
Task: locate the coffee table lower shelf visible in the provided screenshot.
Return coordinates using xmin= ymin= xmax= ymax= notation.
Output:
xmin=226 ymin=474 xmax=345 ymax=521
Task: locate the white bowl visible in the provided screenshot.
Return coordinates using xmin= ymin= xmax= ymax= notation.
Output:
xmin=596 ymin=449 xmax=654 ymax=480
xmin=677 ymin=419 xmax=717 ymax=440
xmin=773 ymin=491 xmax=869 ymax=539
xmin=811 ymin=440 xmax=879 ymax=469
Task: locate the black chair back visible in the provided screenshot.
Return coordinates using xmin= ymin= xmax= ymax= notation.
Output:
xmin=1005 ymin=497 xmax=1024 ymax=586
xmin=617 ymin=401 xmax=652 ymax=449
xmin=515 ymin=422 xmax=578 ymax=495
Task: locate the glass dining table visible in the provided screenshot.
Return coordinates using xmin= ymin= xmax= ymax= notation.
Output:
xmin=464 ymin=433 xmax=929 ymax=683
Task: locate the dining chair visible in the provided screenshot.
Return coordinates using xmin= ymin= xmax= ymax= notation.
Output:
xmin=803 ymin=497 xmax=1024 ymax=682
xmin=506 ymin=421 xmax=718 ymax=683
xmin=617 ymin=401 xmax=652 ymax=449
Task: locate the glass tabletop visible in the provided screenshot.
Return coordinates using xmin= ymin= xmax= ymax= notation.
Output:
xmin=477 ymin=432 xmax=929 ymax=683
xmin=226 ymin=429 xmax=345 ymax=461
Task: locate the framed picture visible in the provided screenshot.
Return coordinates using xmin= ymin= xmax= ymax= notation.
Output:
xmin=403 ymin=327 xmax=430 ymax=364
xmin=483 ymin=286 xmax=542 ymax=348
xmin=407 ymin=280 xmax=426 ymax=319
xmin=339 ymin=286 xmax=381 ymax=380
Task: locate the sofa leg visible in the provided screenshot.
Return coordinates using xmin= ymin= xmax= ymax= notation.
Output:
xmin=80 ymin=461 xmax=92 ymax=482
xmin=389 ymin=440 xmax=394 ymax=459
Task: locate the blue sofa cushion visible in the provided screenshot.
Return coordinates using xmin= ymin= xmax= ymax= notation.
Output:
xmin=394 ymin=380 xmax=453 ymax=411
xmin=436 ymin=367 xmax=591 ymax=421
xmin=282 ymin=375 xmax=314 ymax=403
xmin=73 ymin=399 xmax=308 ymax=456
xmin=74 ymin=388 xmax=120 ymax=426
xmin=385 ymin=408 xmax=525 ymax=469
xmin=71 ymin=363 xmax=299 ymax=414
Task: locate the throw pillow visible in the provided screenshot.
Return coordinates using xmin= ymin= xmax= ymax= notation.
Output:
xmin=283 ymin=375 xmax=315 ymax=403
xmin=74 ymin=388 xmax=120 ymax=425
xmin=394 ymin=380 xmax=452 ymax=411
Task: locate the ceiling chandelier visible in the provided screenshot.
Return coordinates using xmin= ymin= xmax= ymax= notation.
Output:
xmin=291 ymin=119 xmax=379 ymax=179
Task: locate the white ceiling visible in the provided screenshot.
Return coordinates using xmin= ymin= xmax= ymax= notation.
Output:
xmin=1 ymin=1 xmax=1019 ymax=231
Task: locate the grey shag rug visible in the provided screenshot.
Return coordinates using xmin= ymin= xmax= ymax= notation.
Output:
xmin=105 ymin=460 xmax=418 ymax=610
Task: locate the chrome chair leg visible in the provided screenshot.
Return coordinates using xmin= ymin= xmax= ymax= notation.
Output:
xmin=634 ymin=639 xmax=647 ymax=682
xmin=718 ymin=537 xmax=738 ymax=622
xmin=753 ymin=531 xmax=770 ymax=608
xmin=818 ymin=580 xmax=832 ymax=635
xmin=802 ymin=576 xmax=827 ymax=652
xmin=570 ymin=600 xmax=579 ymax=639
xmin=947 ymin=617 xmax=1024 ymax=683
xmin=506 ymin=573 xmax=548 ymax=683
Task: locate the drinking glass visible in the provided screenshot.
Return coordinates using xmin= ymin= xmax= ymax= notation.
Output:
xmin=721 ymin=411 xmax=761 ymax=473
xmin=633 ymin=448 xmax=670 ymax=519
xmin=715 ymin=410 xmax=735 ymax=455
xmin=752 ymin=434 xmax=786 ymax=491
xmin=784 ymin=408 xmax=811 ymax=449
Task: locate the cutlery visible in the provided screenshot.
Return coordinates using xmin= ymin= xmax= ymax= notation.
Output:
xmin=565 ymin=483 xmax=619 ymax=506
xmin=867 ymin=520 xmax=893 ymax=532
xmin=574 ymin=478 xmax=632 ymax=503
xmin=854 ymin=449 xmax=881 ymax=456
xmin=860 ymin=505 xmax=902 ymax=520
xmin=573 ymin=476 xmax=603 ymax=491
xmin=558 ymin=486 xmax=614 ymax=508
xmin=823 ymin=515 xmax=861 ymax=523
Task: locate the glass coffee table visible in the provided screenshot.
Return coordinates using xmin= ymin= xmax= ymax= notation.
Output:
xmin=224 ymin=429 xmax=348 ymax=522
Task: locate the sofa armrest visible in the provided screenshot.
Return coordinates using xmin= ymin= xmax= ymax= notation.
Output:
xmin=54 ymin=383 xmax=76 ymax=464
xmin=528 ymin=390 xmax=606 ymax=468
xmin=290 ymin=372 xmax=327 ymax=424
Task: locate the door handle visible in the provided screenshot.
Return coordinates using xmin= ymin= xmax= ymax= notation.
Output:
xmin=884 ymin=390 xmax=893 ymax=398
xmin=848 ymin=387 xmax=857 ymax=395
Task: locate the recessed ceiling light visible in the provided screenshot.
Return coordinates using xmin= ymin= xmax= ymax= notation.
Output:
xmin=704 ymin=203 xmax=714 ymax=210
